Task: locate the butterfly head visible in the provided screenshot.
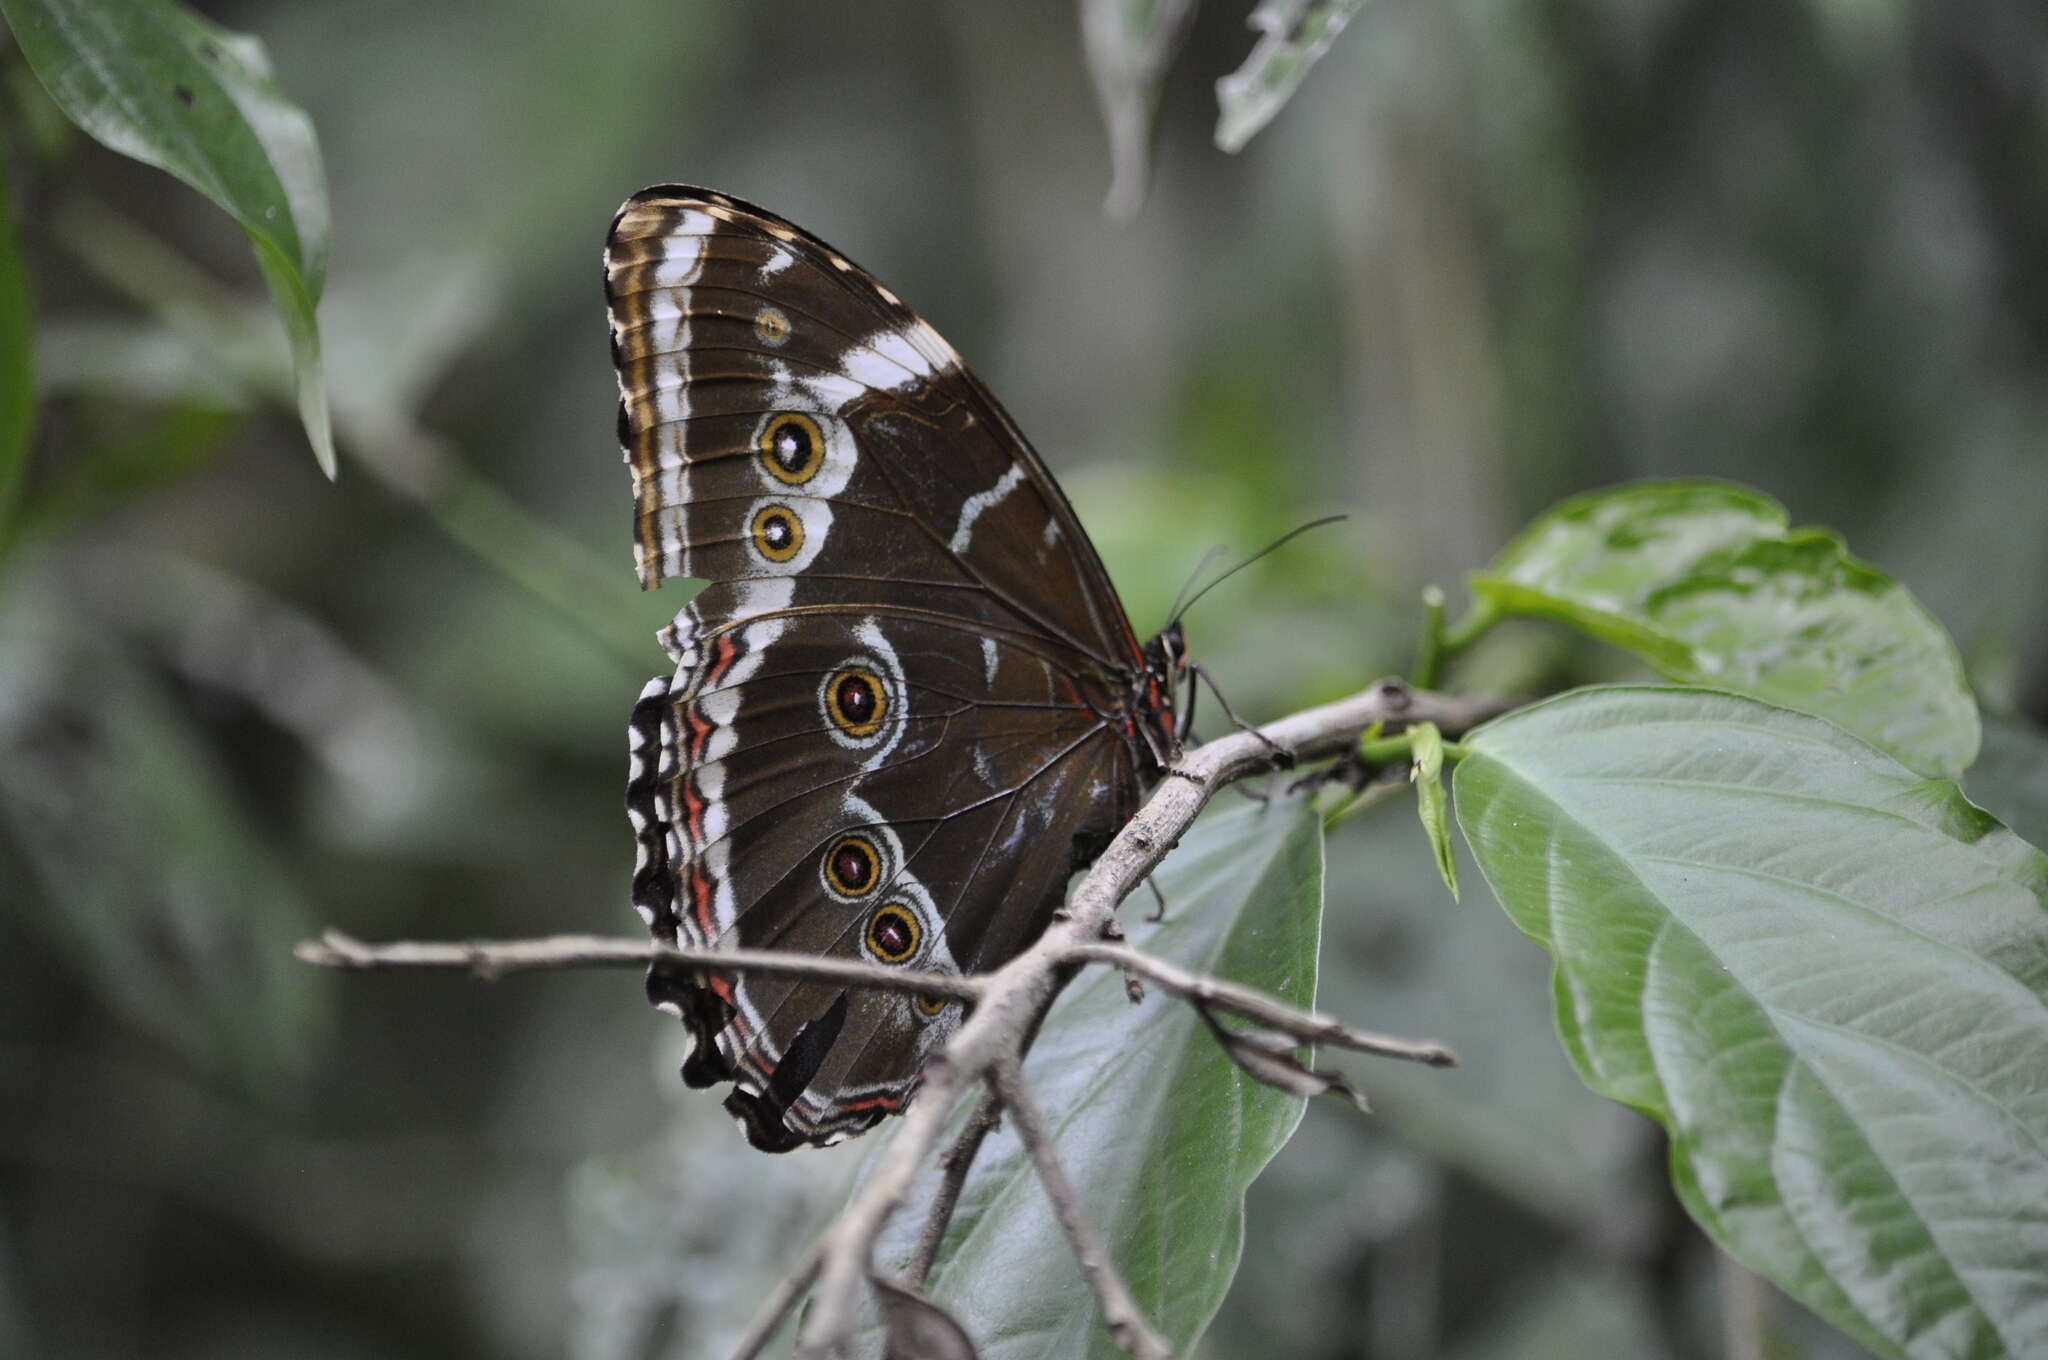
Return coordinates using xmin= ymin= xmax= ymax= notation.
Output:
xmin=1137 ymin=621 xmax=1191 ymax=768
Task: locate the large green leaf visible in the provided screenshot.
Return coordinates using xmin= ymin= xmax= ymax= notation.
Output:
xmin=1454 ymin=686 xmax=2048 ymax=1359
xmin=870 ymin=795 xmax=1327 ymax=1358
xmin=1467 ymin=481 xmax=1979 ymax=777
xmin=1215 ymin=0 xmax=1373 ymax=153
xmin=0 ymin=144 xmax=30 ymax=534
xmin=1967 ymin=713 xmax=2048 ymax=855
xmin=2 ymin=0 xmax=335 ymax=475
xmin=0 ymin=600 xmax=324 ymax=1089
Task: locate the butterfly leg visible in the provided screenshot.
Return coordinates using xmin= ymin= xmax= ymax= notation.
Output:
xmin=1103 ymin=919 xmax=1146 ymax=1002
xmin=1189 ymin=664 xmax=1295 ymax=770
xmin=1143 ymin=874 xmax=1169 ymax=923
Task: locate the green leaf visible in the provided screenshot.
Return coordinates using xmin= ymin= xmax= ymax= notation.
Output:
xmin=1214 ymin=0 xmax=1372 ymax=154
xmin=0 ymin=622 xmax=324 ymax=1090
xmin=1409 ymin=721 xmax=1458 ymax=900
xmin=1967 ymin=713 xmax=2048 ymax=855
xmin=1079 ymin=0 xmax=1195 ymax=220
xmin=1454 ymin=686 xmax=2048 ymax=1359
xmin=1469 ymin=480 xmax=1979 ymax=777
xmin=2 ymin=0 xmax=335 ymax=475
xmin=0 ymin=144 xmax=31 ymax=534
xmin=873 ymin=796 xmax=1326 ymax=1358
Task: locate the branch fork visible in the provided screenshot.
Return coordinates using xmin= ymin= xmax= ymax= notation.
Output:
xmin=299 ymin=680 xmax=1505 ymax=1357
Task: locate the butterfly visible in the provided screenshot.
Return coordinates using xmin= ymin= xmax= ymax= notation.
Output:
xmin=606 ymin=186 xmax=1187 ymax=1150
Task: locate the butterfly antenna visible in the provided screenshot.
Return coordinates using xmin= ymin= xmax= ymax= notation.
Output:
xmin=1165 ymin=545 xmax=1232 ymax=627
xmin=1166 ymin=514 xmax=1347 ymax=628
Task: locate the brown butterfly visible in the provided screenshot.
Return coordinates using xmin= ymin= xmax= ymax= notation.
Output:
xmin=607 ymin=187 xmax=1186 ymax=1149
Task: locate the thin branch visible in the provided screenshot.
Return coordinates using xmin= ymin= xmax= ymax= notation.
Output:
xmin=908 ymin=1089 xmax=1005 ymax=1286
xmin=304 ymin=680 xmax=1497 ymax=1360
xmin=1197 ymin=1006 xmax=1371 ymax=1110
xmin=1064 ymin=940 xmax=1458 ymax=1068
xmin=296 ymin=929 xmax=982 ymax=1001
xmin=796 ymin=1059 xmax=969 ymax=1358
xmin=991 ymin=1060 xmax=1172 ymax=1360
xmin=731 ymin=1241 xmax=824 ymax=1360
xmin=783 ymin=680 xmax=1475 ymax=1356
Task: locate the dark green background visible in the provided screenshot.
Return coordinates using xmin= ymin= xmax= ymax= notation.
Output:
xmin=2 ymin=2 xmax=2044 ymax=1356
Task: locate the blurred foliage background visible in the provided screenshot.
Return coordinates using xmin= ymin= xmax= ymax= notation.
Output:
xmin=2 ymin=1 xmax=2046 ymax=1357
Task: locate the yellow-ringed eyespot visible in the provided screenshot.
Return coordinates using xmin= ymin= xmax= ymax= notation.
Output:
xmin=750 ymin=504 xmax=803 ymax=563
xmin=758 ymin=412 xmax=825 ymax=484
xmin=823 ymin=836 xmax=880 ymax=898
xmin=914 ymin=991 xmax=949 ymax=1018
xmin=754 ymin=306 xmax=792 ymax=347
xmin=824 ymin=666 xmax=887 ymax=740
xmin=865 ymin=903 xmax=921 ymax=964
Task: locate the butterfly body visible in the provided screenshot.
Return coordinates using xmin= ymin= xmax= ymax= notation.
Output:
xmin=606 ymin=186 xmax=1184 ymax=1149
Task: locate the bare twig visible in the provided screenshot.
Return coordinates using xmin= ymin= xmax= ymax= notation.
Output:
xmin=783 ymin=680 xmax=1481 ymax=1357
xmin=797 ymin=1058 xmax=970 ymax=1358
xmin=908 ymin=1090 xmax=1006 ymax=1286
xmin=295 ymin=929 xmax=982 ymax=1001
xmin=1197 ymin=1006 xmax=1371 ymax=1111
xmin=991 ymin=1060 xmax=1172 ymax=1359
xmin=731 ymin=1241 xmax=824 ymax=1360
xmin=1062 ymin=940 xmax=1457 ymax=1068
xmin=300 ymin=680 xmax=1503 ymax=1360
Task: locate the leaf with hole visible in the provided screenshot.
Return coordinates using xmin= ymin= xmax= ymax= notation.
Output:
xmin=2 ymin=0 xmax=335 ymax=474
xmin=1455 ymin=686 xmax=2048 ymax=1358
xmin=1467 ymin=481 xmax=1979 ymax=777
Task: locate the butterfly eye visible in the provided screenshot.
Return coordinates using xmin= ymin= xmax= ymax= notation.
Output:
xmin=914 ymin=992 xmax=949 ymax=1019
xmin=824 ymin=836 xmax=880 ymax=898
xmin=754 ymin=306 xmax=792 ymax=347
xmin=865 ymin=903 xmax=921 ymax=964
xmin=750 ymin=504 xmax=804 ymax=562
xmin=758 ymin=412 xmax=825 ymax=484
xmin=825 ymin=667 xmax=887 ymax=739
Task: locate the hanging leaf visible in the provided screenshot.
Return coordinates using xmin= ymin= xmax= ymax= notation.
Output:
xmin=2 ymin=0 xmax=336 ymax=475
xmin=1079 ymin=0 xmax=1195 ymax=220
xmin=1456 ymin=686 xmax=2048 ymax=1359
xmin=1467 ymin=481 xmax=1979 ymax=777
xmin=1407 ymin=720 xmax=1457 ymax=900
xmin=1215 ymin=0 xmax=1373 ymax=154
xmin=0 ymin=142 xmax=31 ymax=534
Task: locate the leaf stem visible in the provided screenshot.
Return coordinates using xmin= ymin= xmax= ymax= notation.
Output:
xmin=1355 ymin=731 xmax=1415 ymax=767
xmin=1411 ymin=585 xmax=1448 ymax=688
xmin=1436 ymin=602 xmax=1499 ymax=661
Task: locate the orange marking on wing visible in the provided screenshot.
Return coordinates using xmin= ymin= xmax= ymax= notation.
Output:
xmin=689 ymin=863 xmax=716 ymax=937
xmin=838 ymin=1092 xmax=906 ymax=1114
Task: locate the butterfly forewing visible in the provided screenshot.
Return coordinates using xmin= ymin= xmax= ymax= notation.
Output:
xmin=607 ymin=186 xmax=1170 ymax=1149
xmin=607 ymin=189 xmax=1134 ymax=666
